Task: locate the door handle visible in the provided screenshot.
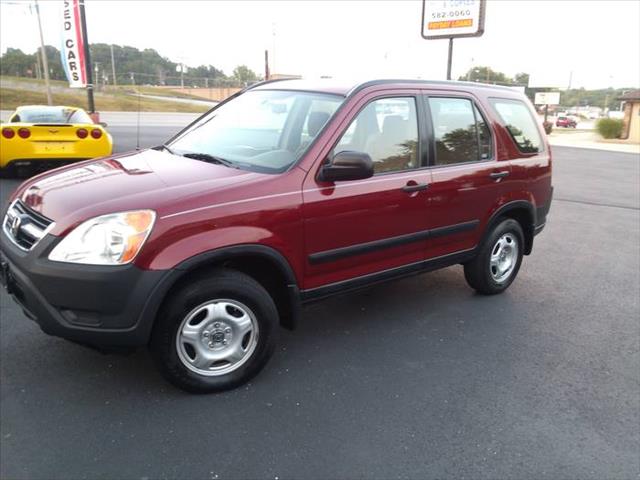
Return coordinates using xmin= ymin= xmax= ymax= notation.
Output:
xmin=489 ymin=171 xmax=510 ymax=180
xmin=402 ymin=182 xmax=430 ymax=193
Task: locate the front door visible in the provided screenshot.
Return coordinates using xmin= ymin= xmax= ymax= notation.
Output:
xmin=302 ymin=93 xmax=432 ymax=290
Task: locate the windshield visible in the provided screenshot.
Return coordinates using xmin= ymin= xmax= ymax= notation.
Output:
xmin=12 ymin=107 xmax=93 ymax=124
xmin=168 ymin=90 xmax=343 ymax=173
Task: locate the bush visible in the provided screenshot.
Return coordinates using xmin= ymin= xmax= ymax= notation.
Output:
xmin=596 ymin=118 xmax=624 ymax=139
xmin=543 ymin=121 xmax=553 ymax=135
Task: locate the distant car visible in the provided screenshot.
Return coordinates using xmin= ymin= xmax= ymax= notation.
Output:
xmin=556 ymin=116 xmax=577 ymax=128
xmin=0 ymin=105 xmax=113 ymax=177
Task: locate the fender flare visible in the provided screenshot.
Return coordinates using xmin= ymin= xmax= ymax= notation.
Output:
xmin=140 ymin=244 xmax=301 ymax=335
xmin=174 ymin=243 xmax=299 ymax=284
xmin=484 ymin=200 xmax=536 ymax=255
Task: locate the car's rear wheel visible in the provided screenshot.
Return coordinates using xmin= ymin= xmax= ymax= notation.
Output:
xmin=150 ymin=269 xmax=279 ymax=393
xmin=464 ymin=218 xmax=524 ymax=295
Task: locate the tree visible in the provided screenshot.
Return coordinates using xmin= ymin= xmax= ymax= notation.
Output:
xmin=0 ymin=48 xmax=35 ymax=77
xmin=37 ymin=45 xmax=65 ymax=80
xmin=514 ymin=72 xmax=529 ymax=86
xmin=458 ymin=66 xmax=511 ymax=84
xmin=232 ymin=65 xmax=260 ymax=84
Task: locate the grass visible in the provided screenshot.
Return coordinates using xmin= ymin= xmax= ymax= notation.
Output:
xmin=1 ymin=75 xmax=68 ymax=86
xmin=0 ymin=87 xmax=210 ymax=113
xmin=117 ymin=85 xmax=207 ymax=100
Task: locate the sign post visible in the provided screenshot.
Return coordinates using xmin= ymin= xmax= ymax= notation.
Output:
xmin=421 ymin=0 xmax=486 ymax=80
xmin=534 ymin=92 xmax=560 ymax=124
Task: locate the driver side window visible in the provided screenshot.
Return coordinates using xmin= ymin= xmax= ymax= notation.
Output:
xmin=334 ymin=97 xmax=419 ymax=174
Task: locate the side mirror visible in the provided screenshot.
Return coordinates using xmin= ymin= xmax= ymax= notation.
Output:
xmin=99 ymin=122 xmax=108 ymax=127
xmin=318 ymin=151 xmax=374 ymax=182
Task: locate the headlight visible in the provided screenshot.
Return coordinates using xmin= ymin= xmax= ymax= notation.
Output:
xmin=49 ymin=210 xmax=156 ymax=265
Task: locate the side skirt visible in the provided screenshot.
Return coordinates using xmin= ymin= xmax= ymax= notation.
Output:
xmin=300 ymin=248 xmax=477 ymax=303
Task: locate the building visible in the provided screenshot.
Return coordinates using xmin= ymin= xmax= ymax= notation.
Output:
xmin=618 ymin=90 xmax=640 ymax=142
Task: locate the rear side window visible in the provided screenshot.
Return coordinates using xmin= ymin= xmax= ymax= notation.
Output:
xmin=428 ymin=97 xmax=492 ymax=165
xmin=490 ymin=98 xmax=542 ymax=153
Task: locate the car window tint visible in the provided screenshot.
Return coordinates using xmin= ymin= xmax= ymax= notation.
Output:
xmin=490 ymin=98 xmax=542 ymax=153
xmin=335 ymin=97 xmax=418 ymax=174
xmin=474 ymin=104 xmax=492 ymax=160
xmin=429 ymin=97 xmax=479 ymax=165
xmin=16 ymin=107 xmax=92 ymax=124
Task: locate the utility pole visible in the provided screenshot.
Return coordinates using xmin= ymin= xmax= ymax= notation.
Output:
xmin=78 ymin=0 xmax=95 ymax=113
xmin=34 ymin=0 xmax=52 ymax=105
xmin=110 ymin=44 xmax=117 ymax=86
xmin=264 ymin=50 xmax=270 ymax=80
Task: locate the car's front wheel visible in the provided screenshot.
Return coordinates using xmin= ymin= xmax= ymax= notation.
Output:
xmin=150 ymin=269 xmax=279 ymax=393
xmin=464 ymin=218 xmax=524 ymax=295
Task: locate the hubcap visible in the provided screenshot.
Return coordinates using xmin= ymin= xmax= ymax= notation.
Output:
xmin=490 ymin=233 xmax=519 ymax=283
xmin=176 ymin=299 xmax=259 ymax=376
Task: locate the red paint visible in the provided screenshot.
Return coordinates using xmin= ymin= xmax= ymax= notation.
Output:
xmin=12 ymin=80 xmax=552 ymax=291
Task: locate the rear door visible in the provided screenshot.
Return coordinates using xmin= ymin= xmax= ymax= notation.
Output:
xmin=422 ymin=93 xmax=512 ymax=258
xmin=302 ymin=91 xmax=433 ymax=290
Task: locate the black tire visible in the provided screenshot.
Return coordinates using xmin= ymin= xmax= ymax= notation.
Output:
xmin=150 ymin=269 xmax=279 ymax=393
xmin=464 ymin=218 xmax=524 ymax=295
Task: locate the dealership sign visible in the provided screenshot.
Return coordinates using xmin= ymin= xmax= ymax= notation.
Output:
xmin=422 ymin=0 xmax=486 ymax=39
xmin=60 ymin=0 xmax=87 ymax=88
xmin=534 ymin=92 xmax=560 ymax=105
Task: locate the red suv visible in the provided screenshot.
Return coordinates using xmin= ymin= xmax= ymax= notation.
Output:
xmin=555 ymin=115 xmax=577 ymax=128
xmin=0 ymin=79 xmax=552 ymax=392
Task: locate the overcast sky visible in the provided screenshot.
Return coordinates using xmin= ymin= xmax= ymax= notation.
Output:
xmin=1 ymin=0 xmax=639 ymax=89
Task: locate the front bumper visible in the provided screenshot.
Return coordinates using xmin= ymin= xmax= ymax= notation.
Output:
xmin=0 ymin=230 xmax=171 ymax=348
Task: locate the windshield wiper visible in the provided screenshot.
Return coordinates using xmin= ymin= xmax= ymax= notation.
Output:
xmin=159 ymin=144 xmax=176 ymax=155
xmin=181 ymin=152 xmax=238 ymax=168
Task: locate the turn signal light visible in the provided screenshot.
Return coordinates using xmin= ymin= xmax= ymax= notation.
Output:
xmin=76 ymin=128 xmax=88 ymax=139
xmin=90 ymin=128 xmax=102 ymax=139
xmin=18 ymin=128 xmax=31 ymax=139
xmin=1 ymin=128 xmax=15 ymax=139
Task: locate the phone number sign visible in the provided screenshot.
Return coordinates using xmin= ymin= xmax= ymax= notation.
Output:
xmin=421 ymin=0 xmax=486 ymax=39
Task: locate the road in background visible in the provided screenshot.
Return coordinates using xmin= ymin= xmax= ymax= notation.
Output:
xmin=0 ymin=126 xmax=638 ymax=478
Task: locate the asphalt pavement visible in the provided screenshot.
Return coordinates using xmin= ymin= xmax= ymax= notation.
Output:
xmin=0 ymin=127 xmax=638 ymax=479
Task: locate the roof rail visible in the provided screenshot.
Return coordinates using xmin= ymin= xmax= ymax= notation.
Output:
xmin=347 ymin=78 xmax=519 ymax=96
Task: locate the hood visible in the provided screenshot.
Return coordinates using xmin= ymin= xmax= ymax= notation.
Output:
xmin=17 ymin=149 xmax=264 ymax=234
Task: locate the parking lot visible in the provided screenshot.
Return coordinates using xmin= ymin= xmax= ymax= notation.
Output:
xmin=0 ymin=127 xmax=638 ymax=478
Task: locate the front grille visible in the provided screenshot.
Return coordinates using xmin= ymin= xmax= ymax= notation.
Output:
xmin=2 ymin=200 xmax=54 ymax=251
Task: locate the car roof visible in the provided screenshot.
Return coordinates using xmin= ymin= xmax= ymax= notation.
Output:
xmin=250 ymin=78 xmax=520 ymax=96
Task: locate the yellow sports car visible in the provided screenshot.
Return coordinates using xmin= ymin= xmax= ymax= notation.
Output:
xmin=0 ymin=105 xmax=113 ymax=177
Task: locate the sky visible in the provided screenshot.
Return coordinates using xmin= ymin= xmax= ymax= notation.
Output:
xmin=1 ymin=0 xmax=639 ymax=89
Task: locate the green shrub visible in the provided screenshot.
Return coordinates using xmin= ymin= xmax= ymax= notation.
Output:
xmin=596 ymin=118 xmax=624 ymax=139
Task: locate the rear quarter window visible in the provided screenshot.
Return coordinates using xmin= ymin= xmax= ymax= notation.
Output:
xmin=489 ymin=98 xmax=542 ymax=153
